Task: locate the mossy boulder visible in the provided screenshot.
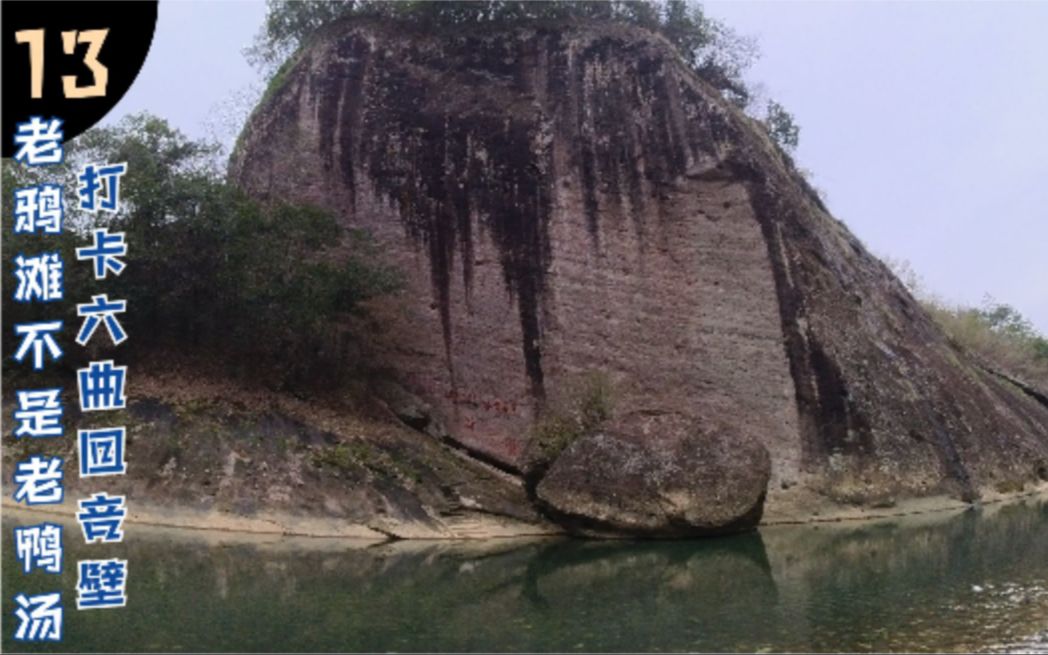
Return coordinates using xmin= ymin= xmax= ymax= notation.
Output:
xmin=536 ymin=416 xmax=770 ymax=536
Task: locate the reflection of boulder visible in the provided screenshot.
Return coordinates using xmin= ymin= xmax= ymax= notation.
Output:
xmin=536 ymin=416 xmax=770 ymax=536
xmin=7 ymin=498 xmax=1046 ymax=651
xmin=517 ymin=533 xmax=781 ymax=649
xmin=522 ymin=531 xmax=774 ymax=597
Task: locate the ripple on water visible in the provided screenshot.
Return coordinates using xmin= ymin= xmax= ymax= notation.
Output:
xmin=995 ymin=631 xmax=1048 ymax=654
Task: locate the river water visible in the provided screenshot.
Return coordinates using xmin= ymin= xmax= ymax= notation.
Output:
xmin=4 ymin=496 xmax=1047 ymax=652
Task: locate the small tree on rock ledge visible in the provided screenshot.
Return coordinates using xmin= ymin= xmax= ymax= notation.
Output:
xmin=765 ymin=99 xmax=800 ymax=154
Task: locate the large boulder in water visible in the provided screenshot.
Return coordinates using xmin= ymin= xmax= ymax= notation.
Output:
xmin=536 ymin=416 xmax=771 ymax=536
xmin=231 ymin=17 xmax=1048 ymax=531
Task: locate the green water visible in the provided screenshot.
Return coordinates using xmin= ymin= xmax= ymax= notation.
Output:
xmin=4 ymin=497 xmax=1047 ymax=652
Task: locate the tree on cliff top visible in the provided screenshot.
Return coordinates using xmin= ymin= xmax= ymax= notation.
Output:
xmin=885 ymin=257 xmax=1048 ymax=389
xmin=248 ymin=1 xmax=801 ymax=153
xmin=765 ymin=100 xmax=800 ymax=153
xmin=248 ymin=1 xmax=757 ymax=105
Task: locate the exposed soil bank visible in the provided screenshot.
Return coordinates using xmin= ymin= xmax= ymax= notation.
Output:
xmin=2 ymin=373 xmax=555 ymax=541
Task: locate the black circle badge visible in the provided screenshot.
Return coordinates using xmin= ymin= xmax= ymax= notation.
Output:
xmin=2 ymin=0 xmax=158 ymax=158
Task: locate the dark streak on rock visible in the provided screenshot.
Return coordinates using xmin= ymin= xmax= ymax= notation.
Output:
xmin=986 ymin=366 xmax=1048 ymax=410
xmin=741 ymin=171 xmax=828 ymax=470
xmin=316 ymin=30 xmax=729 ymax=402
xmin=740 ymin=164 xmax=878 ymax=469
xmin=319 ymin=37 xmax=555 ymax=398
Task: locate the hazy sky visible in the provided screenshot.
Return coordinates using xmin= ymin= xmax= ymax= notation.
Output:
xmin=105 ymin=1 xmax=1048 ymax=333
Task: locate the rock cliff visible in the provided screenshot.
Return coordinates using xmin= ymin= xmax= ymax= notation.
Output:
xmin=231 ymin=18 xmax=1048 ymax=534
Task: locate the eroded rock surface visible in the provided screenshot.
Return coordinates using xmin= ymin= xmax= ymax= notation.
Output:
xmin=536 ymin=416 xmax=770 ymax=536
xmin=232 ymin=18 xmax=1048 ymax=532
xmin=2 ymin=384 xmax=548 ymax=540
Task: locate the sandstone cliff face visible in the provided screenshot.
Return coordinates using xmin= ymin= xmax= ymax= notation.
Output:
xmin=231 ymin=18 xmax=1048 ymax=531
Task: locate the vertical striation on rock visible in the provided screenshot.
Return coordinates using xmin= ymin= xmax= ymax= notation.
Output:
xmin=231 ymin=18 xmax=1048 ymax=533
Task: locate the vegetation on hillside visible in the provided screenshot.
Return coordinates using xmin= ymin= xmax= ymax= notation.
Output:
xmin=3 ymin=114 xmax=400 ymax=390
xmin=247 ymin=0 xmax=800 ymax=153
xmin=764 ymin=100 xmax=800 ymax=154
xmin=887 ymin=258 xmax=1048 ymax=389
xmin=523 ymin=371 xmax=615 ymax=482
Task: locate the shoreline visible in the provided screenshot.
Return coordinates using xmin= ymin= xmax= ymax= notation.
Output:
xmin=761 ymin=481 xmax=1048 ymax=527
xmin=5 ymin=484 xmax=1046 ymax=546
xmin=0 ymin=497 xmax=562 ymax=546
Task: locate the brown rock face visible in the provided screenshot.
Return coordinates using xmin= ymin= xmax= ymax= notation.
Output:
xmin=231 ymin=18 xmax=1048 ymax=529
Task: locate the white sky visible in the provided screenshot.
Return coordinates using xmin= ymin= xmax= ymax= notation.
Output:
xmin=105 ymin=0 xmax=1048 ymax=333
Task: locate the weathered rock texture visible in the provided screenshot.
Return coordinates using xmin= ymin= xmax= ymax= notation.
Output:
xmin=231 ymin=18 xmax=1048 ymax=531
xmin=536 ymin=416 xmax=770 ymax=536
xmin=3 ymin=379 xmax=549 ymax=540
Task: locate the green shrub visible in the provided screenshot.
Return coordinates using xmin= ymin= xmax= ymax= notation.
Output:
xmin=1034 ymin=338 xmax=1048 ymax=362
xmin=250 ymin=1 xmax=761 ymax=110
xmin=3 ymin=113 xmax=400 ymax=390
xmin=884 ymin=258 xmax=1048 ymax=389
xmin=925 ymin=301 xmax=1048 ymax=389
xmin=765 ymin=100 xmax=800 ymax=154
xmin=312 ymin=444 xmax=358 ymax=470
xmin=525 ymin=371 xmax=615 ymax=475
xmin=312 ymin=442 xmax=423 ymax=484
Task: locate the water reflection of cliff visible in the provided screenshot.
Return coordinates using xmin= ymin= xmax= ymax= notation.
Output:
xmin=3 ymin=497 xmax=1046 ymax=652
